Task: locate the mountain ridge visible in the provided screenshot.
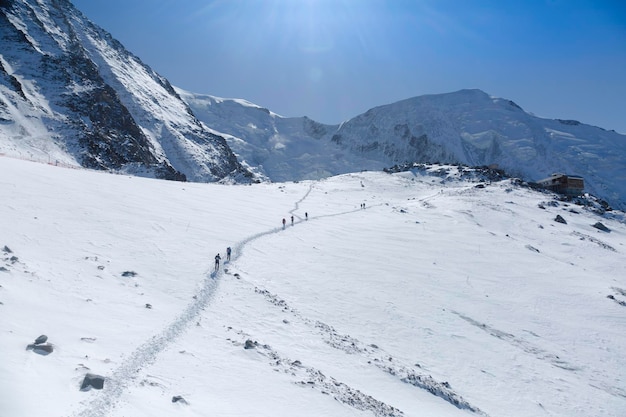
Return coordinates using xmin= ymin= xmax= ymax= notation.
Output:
xmin=181 ymin=87 xmax=626 ymax=210
xmin=0 ymin=0 xmax=251 ymax=182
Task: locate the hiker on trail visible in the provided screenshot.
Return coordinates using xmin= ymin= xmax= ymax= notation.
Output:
xmin=291 ymin=215 xmax=294 ymax=226
xmin=305 ymin=212 xmax=308 ymax=220
xmin=226 ymin=247 xmax=232 ymax=262
xmin=282 ymin=218 xmax=286 ymax=229
xmin=215 ymin=253 xmax=221 ymax=271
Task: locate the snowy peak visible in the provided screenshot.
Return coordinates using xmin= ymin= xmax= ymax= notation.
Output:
xmin=0 ymin=0 xmax=251 ymax=182
xmin=337 ymin=88 xmax=626 ymax=209
xmin=182 ymin=88 xmax=626 ymax=209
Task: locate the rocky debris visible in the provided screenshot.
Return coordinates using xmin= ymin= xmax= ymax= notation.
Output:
xmin=80 ymin=373 xmax=105 ymax=391
xmin=122 ymin=271 xmax=137 ymax=277
xmin=571 ymin=231 xmax=616 ymax=252
xmin=249 ymin=285 xmax=484 ymax=414
xmin=230 ymin=328 xmax=404 ymax=417
xmin=244 ymin=339 xmax=257 ymax=350
xmin=34 ymin=335 xmax=48 ymax=344
xmin=2 ymin=246 xmax=11 ymax=253
xmin=554 ymin=215 xmax=567 ymax=224
xmin=538 ymin=201 xmax=560 ymax=209
xmin=145 ymin=303 xmax=152 ymax=309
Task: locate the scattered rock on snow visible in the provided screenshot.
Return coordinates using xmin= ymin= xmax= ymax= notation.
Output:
xmin=244 ymin=339 xmax=257 ymax=350
xmin=121 ymin=271 xmax=137 ymax=277
xmin=26 ymin=335 xmax=53 ymax=355
xmin=26 ymin=343 xmax=54 ymax=355
xmin=2 ymin=245 xmax=12 ymax=253
xmin=145 ymin=303 xmax=152 ymax=309
xmin=525 ymin=244 xmax=540 ymax=253
xmin=554 ymin=215 xmax=567 ymax=224
xmin=592 ymin=222 xmax=611 ymax=232
xmin=607 ymin=295 xmax=626 ymax=307
xmin=172 ymin=395 xmax=188 ymax=404
xmin=80 ymin=373 xmax=105 ymax=391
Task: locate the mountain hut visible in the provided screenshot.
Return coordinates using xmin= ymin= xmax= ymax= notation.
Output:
xmin=537 ymin=173 xmax=584 ymax=197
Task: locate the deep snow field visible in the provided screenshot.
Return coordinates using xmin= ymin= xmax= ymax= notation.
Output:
xmin=1 ymin=156 xmax=625 ymax=417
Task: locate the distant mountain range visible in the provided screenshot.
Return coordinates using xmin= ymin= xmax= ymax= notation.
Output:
xmin=180 ymin=88 xmax=626 ymax=210
xmin=1 ymin=0 xmax=625 ymax=210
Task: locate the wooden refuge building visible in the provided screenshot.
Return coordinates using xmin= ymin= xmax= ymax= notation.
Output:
xmin=537 ymin=173 xmax=584 ymax=197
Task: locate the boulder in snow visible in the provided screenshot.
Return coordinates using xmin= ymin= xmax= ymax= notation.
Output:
xmin=26 ymin=343 xmax=54 ymax=355
xmin=592 ymin=222 xmax=610 ymax=232
xmin=80 ymin=373 xmax=105 ymax=391
xmin=172 ymin=395 xmax=188 ymax=404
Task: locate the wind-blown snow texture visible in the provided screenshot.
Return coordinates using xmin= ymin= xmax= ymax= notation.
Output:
xmin=0 ymin=0 xmax=249 ymax=182
xmin=179 ymin=88 xmax=626 ymax=210
xmin=2 ymin=156 xmax=625 ymax=417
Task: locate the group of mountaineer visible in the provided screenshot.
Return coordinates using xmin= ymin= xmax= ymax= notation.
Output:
xmin=214 ymin=211 xmax=311 ymax=272
xmin=214 ymin=246 xmax=231 ymax=271
xmin=282 ymin=212 xmax=308 ymax=229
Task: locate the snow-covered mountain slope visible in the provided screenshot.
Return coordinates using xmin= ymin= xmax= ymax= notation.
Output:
xmin=0 ymin=0 xmax=250 ymax=182
xmin=176 ymin=88 xmax=358 ymax=182
xmin=2 ymin=157 xmax=625 ymax=417
xmin=181 ymin=88 xmax=626 ymax=210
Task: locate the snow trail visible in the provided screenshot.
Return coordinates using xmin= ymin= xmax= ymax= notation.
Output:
xmin=73 ymin=181 xmax=481 ymax=416
xmin=74 ymin=274 xmax=219 ymax=417
xmin=72 ymin=184 xmax=321 ymax=416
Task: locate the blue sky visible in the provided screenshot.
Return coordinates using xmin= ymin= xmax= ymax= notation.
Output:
xmin=72 ymin=0 xmax=626 ymax=133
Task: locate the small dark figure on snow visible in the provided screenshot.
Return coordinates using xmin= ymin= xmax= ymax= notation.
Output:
xmin=282 ymin=218 xmax=286 ymax=229
xmin=226 ymin=247 xmax=232 ymax=262
xmin=291 ymin=215 xmax=294 ymax=226
xmin=214 ymin=253 xmax=221 ymax=271
xmin=305 ymin=212 xmax=308 ymax=220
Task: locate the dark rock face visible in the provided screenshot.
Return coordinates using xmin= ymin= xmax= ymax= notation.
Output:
xmin=80 ymin=373 xmax=105 ymax=391
xmin=554 ymin=215 xmax=567 ymax=224
xmin=0 ymin=0 xmax=251 ymax=183
xmin=34 ymin=335 xmax=48 ymax=345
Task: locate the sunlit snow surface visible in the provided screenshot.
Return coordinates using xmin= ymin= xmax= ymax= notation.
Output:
xmin=1 ymin=157 xmax=625 ymax=417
